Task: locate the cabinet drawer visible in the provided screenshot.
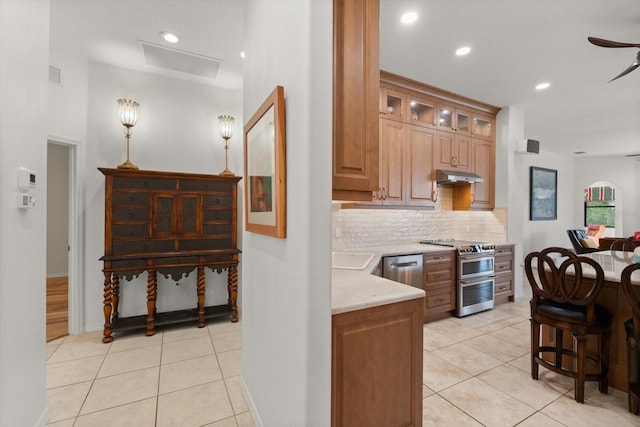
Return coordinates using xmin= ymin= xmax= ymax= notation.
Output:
xmin=113 ymin=191 xmax=150 ymax=206
xmin=112 ymin=239 xmax=175 ymax=255
xmin=113 ymin=207 xmax=149 ymax=222
xmin=181 ymin=180 xmax=232 ymax=193
xmin=112 ymin=224 xmax=150 ymax=238
xmin=203 ymin=209 xmax=232 ymax=222
xmin=494 ymin=245 xmax=514 ymax=256
xmin=203 ymin=195 xmax=233 ymax=207
xmin=494 ymin=275 xmax=513 ymax=295
xmin=424 ymin=266 xmax=453 ymax=284
xmin=113 ymin=176 xmax=175 ymax=191
xmin=425 ymin=289 xmax=454 ymax=310
xmin=203 ymin=223 xmax=232 ymax=236
xmin=109 ymin=259 xmax=148 ymax=270
xmin=494 ymin=257 xmax=513 ymax=274
xmin=423 ymin=252 xmax=453 ymax=264
xmin=179 ymin=238 xmax=232 ymax=251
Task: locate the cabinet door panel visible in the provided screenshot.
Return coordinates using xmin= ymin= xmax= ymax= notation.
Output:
xmin=180 ymin=196 xmax=200 ymax=235
xmin=435 ymin=132 xmax=454 ymax=169
xmin=379 ymin=119 xmax=405 ymax=205
xmin=471 ymin=139 xmax=494 ymax=209
xmin=406 ymin=126 xmax=436 ymax=207
xmin=154 ymin=195 xmax=175 ymax=235
xmin=332 ymin=0 xmax=380 ymax=198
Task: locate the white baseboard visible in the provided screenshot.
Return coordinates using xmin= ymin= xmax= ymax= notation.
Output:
xmin=241 ymin=375 xmax=263 ymax=427
xmin=34 ymin=406 xmax=49 ymax=427
xmin=46 ymin=273 xmax=68 ymax=279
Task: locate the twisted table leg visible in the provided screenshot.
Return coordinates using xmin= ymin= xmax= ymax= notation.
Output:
xmin=102 ymin=272 xmax=113 ymax=343
xmin=197 ymin=266 xmax=206 ymax=327
xmin=228 ymin=264 xmax=238 ymax=322
xmin=146 ymin=269 xmax=157 ymax=336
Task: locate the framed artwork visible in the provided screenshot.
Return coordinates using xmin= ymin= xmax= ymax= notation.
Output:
xmin=243 ymin=86 xmax=286 ymax=238
xmin=530 ymin=166 xmax=557 ymax=221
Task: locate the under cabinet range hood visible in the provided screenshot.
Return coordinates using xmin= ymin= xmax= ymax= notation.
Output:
xmin=436 ymin=169 xmax=484 ymax=185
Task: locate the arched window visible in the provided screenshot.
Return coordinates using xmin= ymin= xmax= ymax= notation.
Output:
xmin=584 ymin=185 xmax=615 ymax=228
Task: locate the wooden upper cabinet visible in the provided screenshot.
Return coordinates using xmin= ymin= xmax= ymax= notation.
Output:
xmin=332 ymin=0 xmax=380 ymax=201
xmin=408 ymin=94 xmax=437 ymax=128
xmin=379 ymin=86 xmax=406 ymax=122
xmin=434 ymin=132 xmax=471 ymax=172
xmin=470 ymin=138 xmax=495 ymax=209
xmin=437 ymin=104 xmax=471 ymax=136
xmin=377 ymin=119 xmax=406 ymax=205
xmin=406 ymin=125 xmax=437 ymax=207
xmin=472 ymin=112 xmax=495 ymax=140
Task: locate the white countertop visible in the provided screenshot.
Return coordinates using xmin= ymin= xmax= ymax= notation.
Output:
xmin=331 ymin=243 xmax=452 ymax=315
xmin=528 ymin=249 xmax=640 ymax=285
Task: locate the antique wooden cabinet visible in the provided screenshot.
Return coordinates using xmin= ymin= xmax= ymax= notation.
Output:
xmin=99 ymin=168 xmax=241 ymax=343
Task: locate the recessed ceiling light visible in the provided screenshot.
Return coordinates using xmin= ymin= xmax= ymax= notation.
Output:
xmin=401 ymin=11 xmax=418 ymax=24
xmin=535 ymin=82 xmax=550 ymax=90
xmin=160 ymin=31 xmax=179 ymax=44
xmin=455 ymin=46 xmax=471 ymax=56
xmin=240 ymin=51 xmax=245 ymax=58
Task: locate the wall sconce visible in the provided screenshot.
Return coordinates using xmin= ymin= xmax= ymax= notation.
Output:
xmin=117 ymin=98 xmax=140 ymax=170
xmin=218 ymin=115 xmax=235 ymax=176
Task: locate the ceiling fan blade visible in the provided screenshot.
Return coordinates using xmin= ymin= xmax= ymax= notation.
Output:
xmin=608 ymin=53 xmax=640 ymax=82
xmin=588 ymin=36 xmax=640 ymax=48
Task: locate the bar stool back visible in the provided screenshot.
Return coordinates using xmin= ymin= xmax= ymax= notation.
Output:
xmin=525 ymin=247 xmax=612 ymax=403
xmin=621 ymin=262 xmax=640 ymax=414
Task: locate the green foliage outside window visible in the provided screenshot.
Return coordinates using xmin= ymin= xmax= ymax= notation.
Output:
xmin=584 ymin=201 xmax=615 ymax=228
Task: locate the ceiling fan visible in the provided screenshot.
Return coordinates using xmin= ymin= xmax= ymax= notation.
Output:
xmin=588 ymin=37 xmax=640 ymax=82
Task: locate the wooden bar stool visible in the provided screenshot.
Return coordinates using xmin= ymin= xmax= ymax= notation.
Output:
xmin=621 ymin=262 xmax=640 ymax=414
xmin=524 ymin=247 xmax=612 ymax=403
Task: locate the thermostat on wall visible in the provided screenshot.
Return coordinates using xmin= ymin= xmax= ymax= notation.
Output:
xmin=18 ymin=193 xmax=36 ymax=209
xmin=19 ymin=167 xmax=36 ymax=190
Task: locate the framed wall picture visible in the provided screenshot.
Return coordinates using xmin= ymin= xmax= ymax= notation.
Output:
xmin=243 ymin=86 xmax=286 ymax=238
xmin=530 ymin=166 xmax=557 ymax=221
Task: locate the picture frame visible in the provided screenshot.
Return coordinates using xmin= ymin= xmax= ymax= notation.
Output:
xmin=530 ymin=166 xmax=557 ymax=221
xmin=243 ymin=86 xmax=286 ymax=238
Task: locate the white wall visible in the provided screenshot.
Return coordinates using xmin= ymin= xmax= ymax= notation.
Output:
xmin=241 ymin=0 xmax=332 ymax=425
xmin=82 ymin=63 xmax=243 ymax=330
xmin=0 ymin=0 xmax=50 ymax=425
xmin=574 ymin=156 xmax=640 ymax=237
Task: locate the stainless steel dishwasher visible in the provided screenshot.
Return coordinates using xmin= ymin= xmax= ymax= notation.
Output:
xmin=381 ymin=254 xmax=423 ymax=288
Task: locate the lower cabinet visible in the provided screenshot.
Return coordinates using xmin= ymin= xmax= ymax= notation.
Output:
xmin=494 ymin=244 xmax=515 ymax=304
xmin=332 ymin=297 xmax=424 ymax=427
xmin=423 ymin=250 xmax=456 ymax=321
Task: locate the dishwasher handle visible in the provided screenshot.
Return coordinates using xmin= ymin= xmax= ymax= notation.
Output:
xmin=389 ymin=261 xmax=419 ymax=269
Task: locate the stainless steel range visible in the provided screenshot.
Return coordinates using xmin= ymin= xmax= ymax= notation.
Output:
xmin=420 ymin=239 xmax=496 ymax=317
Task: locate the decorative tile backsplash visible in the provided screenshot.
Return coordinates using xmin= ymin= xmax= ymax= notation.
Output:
xmin=332 ymin=186 xmax=508 ymax=250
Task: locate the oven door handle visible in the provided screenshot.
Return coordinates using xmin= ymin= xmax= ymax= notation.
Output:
xmin=460 ymin=275 xmax=495 ymax=285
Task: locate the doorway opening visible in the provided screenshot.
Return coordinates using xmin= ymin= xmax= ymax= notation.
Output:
xmin=46 ymin=138 xmax=82 ymax=341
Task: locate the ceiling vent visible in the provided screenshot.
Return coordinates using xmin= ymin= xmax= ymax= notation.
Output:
xmin=139 ymin=41 xmax=221 ymax=79
xmin=49 ymin=65 xmax=62 ymax=85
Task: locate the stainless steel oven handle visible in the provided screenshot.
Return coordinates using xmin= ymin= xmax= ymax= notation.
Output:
xmin=460 ymin=275 xmax=495 ymax=285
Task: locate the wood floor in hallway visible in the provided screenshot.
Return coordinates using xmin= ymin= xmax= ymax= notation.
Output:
xmin=47 ymin=276 xmax=68 ymax=342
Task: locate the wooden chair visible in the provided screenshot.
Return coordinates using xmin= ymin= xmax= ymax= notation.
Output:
xmin=621 ymin=262 xmax=640 ymax=414
xmin=611 ymin=236 xmax=640 ymax=252
xmin=524 ymin=247 xmax=612 ymax=403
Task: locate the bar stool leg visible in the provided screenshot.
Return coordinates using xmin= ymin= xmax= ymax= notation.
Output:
xmin=531 ymin=319 xmax=540 ymax=380
xmin=576 ymin=334 xmax=587 ymax=403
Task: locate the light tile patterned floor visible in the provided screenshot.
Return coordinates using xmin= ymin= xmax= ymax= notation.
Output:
xmin=46 ymin=296 xmax=640 ymax=426
xmin=45 ymin=320 xmax=253 ymax=426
